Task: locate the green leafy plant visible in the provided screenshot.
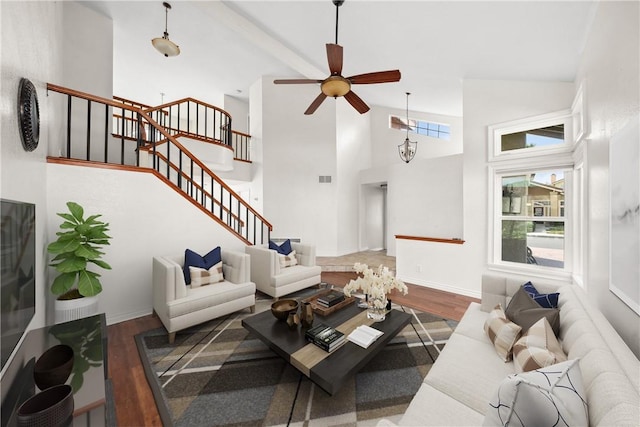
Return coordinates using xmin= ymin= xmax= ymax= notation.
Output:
xmin=47 ymin=202 xmax=112 ymax=299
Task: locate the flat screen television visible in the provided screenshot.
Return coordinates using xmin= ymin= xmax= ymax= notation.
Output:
xmin=1 ymin=199 xmax=36 ymax=372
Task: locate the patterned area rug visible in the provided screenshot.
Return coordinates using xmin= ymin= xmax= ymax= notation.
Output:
xmin=136 ymin=293 xmax=457 ymax=427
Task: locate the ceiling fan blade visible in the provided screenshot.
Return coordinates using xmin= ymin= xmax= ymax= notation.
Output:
xmin=274 ymin=79 xmax=323 ymax=84
xmin=304 ymin=92 xmax=328 ymax=115
xmin=326 ymin=44 xmax=343 ymax=75
xmin=344 ymin=90 xmax=370 ymax=114
xmin=348 ymin=70 xmax=401 ymax=85
xmin=390 ymin=116 xmax=412 ymax=131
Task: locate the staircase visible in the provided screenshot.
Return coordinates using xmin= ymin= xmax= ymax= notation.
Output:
xmin=46 ymin=83 xmax=271 ymax=246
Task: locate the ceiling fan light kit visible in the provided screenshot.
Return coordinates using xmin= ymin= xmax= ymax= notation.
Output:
xmin=398 ymin=92 xmax=417 ymax=163
xmin=321 ymin=76 xmax=351 ymax=97
xmin=274 ymin=0 xmax=401 ymax=115
xmin=152 ymin=2 xmax=180 ymax=57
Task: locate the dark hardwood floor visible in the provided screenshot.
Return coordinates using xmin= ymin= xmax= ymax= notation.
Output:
xmin=107 ymin=272 xmax=479 ymax=426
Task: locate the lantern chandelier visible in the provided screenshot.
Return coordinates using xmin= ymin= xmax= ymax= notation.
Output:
xmin=152 ymin=2 xmax=180 ymax=57
xmin=398 ymin=92 xmax=417 ymax=163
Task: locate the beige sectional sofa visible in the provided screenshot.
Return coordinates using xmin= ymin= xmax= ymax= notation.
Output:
xmin=245 ymin=242 xmax=322 ymax=298
xmin=380 ymin=273 xmax=640 ymax=426
xmin=152 ymin=249 xmax=256 ymax=343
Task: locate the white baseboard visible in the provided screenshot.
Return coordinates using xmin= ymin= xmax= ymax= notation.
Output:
xmin=106 ymin=308 xmax=154 ymax=326
xmin=399 ymin=275 xmax=482 ymax=300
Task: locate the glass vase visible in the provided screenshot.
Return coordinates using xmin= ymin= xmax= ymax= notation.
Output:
xmin=367 ymin=295 xmax=387 ymax=322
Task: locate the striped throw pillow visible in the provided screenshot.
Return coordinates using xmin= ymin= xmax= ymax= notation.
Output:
xmin=484 ymin=304 xmax=522 ymax=362
xmin=189 ymin=261 xmax=224 ymax=288
xmin=513 ymin=317 xmax=567 ymax=372
xmin=279 ymin=250 xmax=298 ymax=268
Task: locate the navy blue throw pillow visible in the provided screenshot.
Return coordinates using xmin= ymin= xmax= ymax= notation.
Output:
xmin=269 ymin=239 xmax=292 ymax=255
xmin=183 ymin=247 xmax=222 ymax=284
xmin=523 ymin=281 xmax=560 ymax=309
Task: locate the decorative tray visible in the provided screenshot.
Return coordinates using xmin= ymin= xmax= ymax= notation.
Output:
xmin=302 ymin=288 xmax=355 ymax=316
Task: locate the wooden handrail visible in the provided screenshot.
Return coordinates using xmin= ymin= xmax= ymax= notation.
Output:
xmin=48 ymin=83 xmax=140 ymax=111
xmin=395 ymin=235 xmax=465 ymax=244
xmin=232 ymin=129 xmax=251 ymax=138
xmin=113 ymin=95 xmax=155 ymax=110
xmin=143 ymin=97 xmax=232 ymax=118
xmin=153 ymin=151 xmax=244 ymax=227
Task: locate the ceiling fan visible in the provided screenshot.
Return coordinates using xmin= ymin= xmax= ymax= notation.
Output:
xmin=274 ymin=0 xmax=401 ymax=115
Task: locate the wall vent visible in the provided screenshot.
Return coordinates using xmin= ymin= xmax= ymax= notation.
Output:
xmin=319 ymin=176 xmax=332 ymax=183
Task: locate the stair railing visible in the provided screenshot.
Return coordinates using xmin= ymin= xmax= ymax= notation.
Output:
xmin=113 ymin=97 xmax=251 ymax=162
xmin=231 ymin=130 xmax=251 ymax=163
xmin=46 ymin=83 xmax=270 ymax=245
xmin=145 ymin=98 xmax=231 ymax=146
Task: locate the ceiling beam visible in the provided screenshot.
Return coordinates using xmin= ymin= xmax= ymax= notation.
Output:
xmin=192 ymin=1 xmax=325 ymax=80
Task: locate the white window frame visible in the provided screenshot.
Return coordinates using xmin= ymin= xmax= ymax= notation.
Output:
xmin=389 ymin=115 xmax=451 ymax=140
xmin=487 ymin=109 xmax=573 ymax=162
xmin=487 ymin=110 xmax=577 ymax=281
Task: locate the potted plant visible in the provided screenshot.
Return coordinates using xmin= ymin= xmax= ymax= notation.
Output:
xmin=47 ymin=202 xmax=112 ymax=322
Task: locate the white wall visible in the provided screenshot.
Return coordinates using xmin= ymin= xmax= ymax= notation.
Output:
xmin=574 ymin=1 xmax=640 ymax=357
xmin=259 ymin=77 xmax=339 ymax=254
xmin=361 ymin=154 xmax=464 ymax=256
xmin=336 ymin=101 xmax=372 ymax=256
xmin=396 ymin=80 xmax=574 ymax=298
xmin=1 ymin=1 xmax=64 ymax=333
xmin=224 ymin=95 xmax=249 ymax=134
xmin=46 ymin=163 xmax=249 ymax=324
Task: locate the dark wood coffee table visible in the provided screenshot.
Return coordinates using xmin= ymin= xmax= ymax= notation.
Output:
xmin=242 ymin=301 xmax=412 ymax=395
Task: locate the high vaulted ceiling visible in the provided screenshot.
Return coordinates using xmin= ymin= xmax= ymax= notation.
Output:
xmin=82 ymin=0 xmax=597 ymax=117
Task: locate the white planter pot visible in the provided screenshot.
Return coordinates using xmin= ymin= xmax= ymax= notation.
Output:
xmin=54 ymin=296 xmax=99 ymax=324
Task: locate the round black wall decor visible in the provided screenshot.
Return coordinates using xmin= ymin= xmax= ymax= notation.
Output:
xmin=18 ymin=78 xmax=40 ymax=152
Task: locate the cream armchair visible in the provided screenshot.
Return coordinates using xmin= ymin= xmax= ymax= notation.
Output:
xmin=152 ymin=249 xmax=256 ymax=343
xmin=245 ymin=242 xmax=322 ymax=298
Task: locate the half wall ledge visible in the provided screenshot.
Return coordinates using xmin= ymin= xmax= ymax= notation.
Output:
xmin=395 ymin=235 xmax=465 ymax=245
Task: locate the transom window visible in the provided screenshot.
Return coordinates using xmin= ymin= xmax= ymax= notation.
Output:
xmin=390 ymin=116 xmax=450 ymax=140
xmin=488 ymin=110 xmax=573 ymax=161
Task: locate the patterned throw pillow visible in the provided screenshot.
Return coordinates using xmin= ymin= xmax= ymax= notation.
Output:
xmin=483 ymin=359 xmax=588 ymax=427
xmin=189 ymin=261 xmax=224 ymax=288
xmin=523 ymin=281 xmax=560 ymax=308
xmin=484 ymin=304 xmax=522 ymax=362
xmin=278 ymin=250 xmax=298 ymax=268
xmin=513 ymin=317 xmax=567 ymax=372
xmin=183 ymin=247 xmax=222 ymax=284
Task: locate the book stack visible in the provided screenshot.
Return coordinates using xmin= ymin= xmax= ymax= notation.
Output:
xmin=305 ymin=323 xmax=346 ymax=352
xmin=316 ymin=290 xmax=346 ymax=308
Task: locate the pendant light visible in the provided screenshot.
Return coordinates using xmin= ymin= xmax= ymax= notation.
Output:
xmin=398 ymin=92 xmax=417 ymax=163
xmin=152 ymin=2 xmax=180 ymax=57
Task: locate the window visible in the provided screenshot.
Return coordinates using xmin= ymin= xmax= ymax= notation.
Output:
xmin=390 ymin=116 xmax=450 ymax=140
xmin=489 ymin=110 xmax=576 ymax=277
xmin=488 ymin=110 xmax=573 ymax=161
xmin=500 ymin=169 xmax=567 ymax=269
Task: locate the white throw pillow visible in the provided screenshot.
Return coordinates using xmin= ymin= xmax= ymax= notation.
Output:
xmin=278 ymin=250 xmax=298 ymax=268
xmin=483 ymin=359 xmax=588 ymax=427
xmin=189 ymin=261 xmax=224 ymax=288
